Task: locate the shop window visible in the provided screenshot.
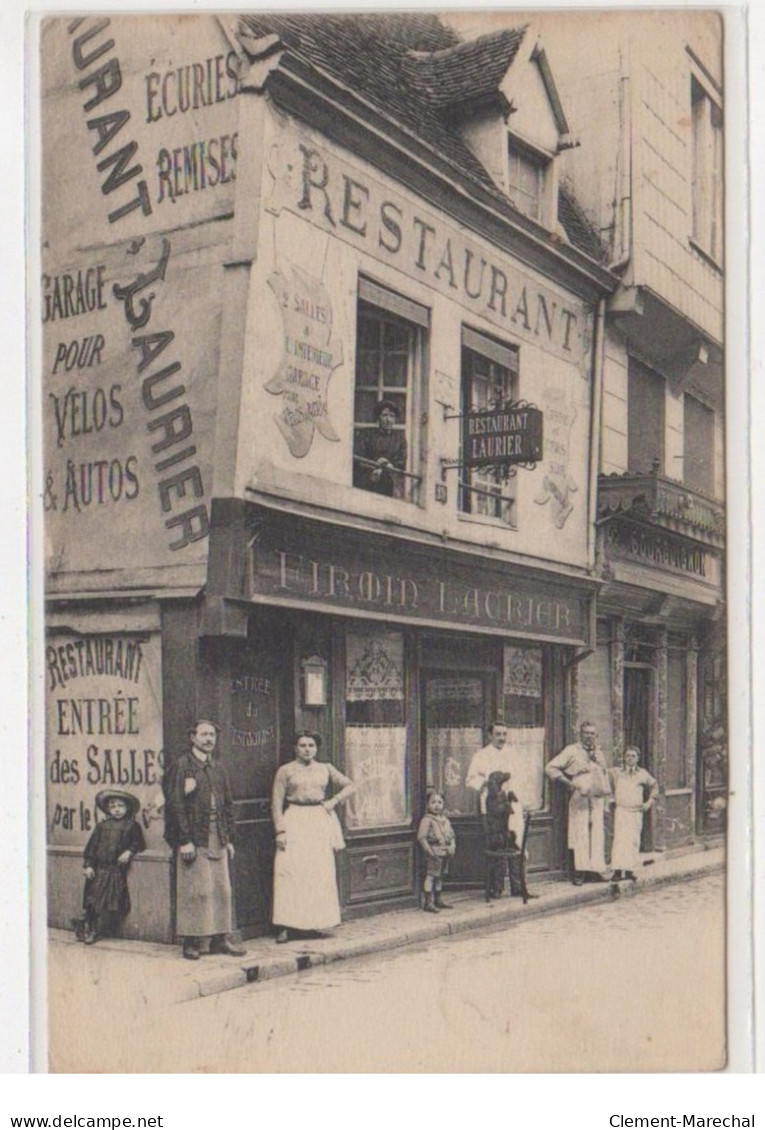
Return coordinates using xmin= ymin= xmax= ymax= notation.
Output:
xmin=459 ymin=327 xmax=519 ymax=527
xmin=683 ymin=393 xmax=715 ymax=497
xmin=627 ymin=358 xmax=665 ymax=475
xmin=691 ymin=74 xmax=723 ymax=265
xmin=666 ymin=641 xmax=688 ymax=790
xmin=507 ymin=137 xmax=547 ymax=223
xmin=343 ymin=628 xmax=410 ymax=831
xmin=352 ymin=278 xmax=428 ymax=503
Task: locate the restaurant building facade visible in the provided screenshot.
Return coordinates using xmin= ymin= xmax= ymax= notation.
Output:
xmin=47 ymin=12 xmax=721 ymax=943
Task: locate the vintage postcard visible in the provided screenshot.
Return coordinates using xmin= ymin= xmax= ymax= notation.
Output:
xmin=37 ymin=7 xmax=737 ymax=1073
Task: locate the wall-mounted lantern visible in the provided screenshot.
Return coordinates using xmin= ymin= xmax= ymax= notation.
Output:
xmin=301 ymin=654 xmax=328 ymax=707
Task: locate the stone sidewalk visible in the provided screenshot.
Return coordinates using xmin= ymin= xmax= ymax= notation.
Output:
xmin=48 ymin=844 xmax=724 ymax=1005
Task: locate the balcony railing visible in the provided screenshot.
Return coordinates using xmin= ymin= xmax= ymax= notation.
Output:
xmin=597 ymin=461 xmax=725 ymax=549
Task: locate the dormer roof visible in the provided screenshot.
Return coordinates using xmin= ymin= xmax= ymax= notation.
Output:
xmin=236 ymin=13 xmax=608 ymax=267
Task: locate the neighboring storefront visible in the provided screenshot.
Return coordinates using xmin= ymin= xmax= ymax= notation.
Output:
xmin=577 ymin=467 xmax=725 ymax=851
xmin=542 ymin=13 xmax=727 ymax=853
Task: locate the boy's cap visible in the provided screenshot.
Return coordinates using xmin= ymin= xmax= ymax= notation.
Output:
xmin=95 ymin=789 xmax=141 ymax=817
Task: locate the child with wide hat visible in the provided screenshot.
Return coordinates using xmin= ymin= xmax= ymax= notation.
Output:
xmin=73 ymin=788 xmax=146 ymax=944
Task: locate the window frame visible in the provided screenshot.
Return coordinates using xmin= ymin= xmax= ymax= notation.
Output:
xmin=505 ymin=133 xmax=551 ymax=225
xmin=627 ymin=356 xmax=666 ymax=476
xmin=352 ymin=277 xmax=429 ymax=505
xmin=458 ymin=326 xmax=520 ymax=530
xmin=689 ymin=70 xmax=723 ymax=268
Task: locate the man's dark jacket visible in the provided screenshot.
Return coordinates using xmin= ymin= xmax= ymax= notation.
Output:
xmin=163 ymin=752 xmax=236 ymax=849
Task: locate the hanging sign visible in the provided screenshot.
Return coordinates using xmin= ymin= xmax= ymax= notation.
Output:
xmin=462 ymin=404 xmax=543 ymax=469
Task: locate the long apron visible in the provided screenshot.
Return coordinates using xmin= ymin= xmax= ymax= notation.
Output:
xmin=610 ymin=807 xmax=643 ymax=870
xmin=568 ymin=792 xmax=607 ymax=872
xmin=272 ymin=804 xmax=344 ymax=930
xmin=176 ymin=810 xmax=233 ymax=938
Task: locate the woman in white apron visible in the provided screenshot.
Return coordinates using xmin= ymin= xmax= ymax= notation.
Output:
xmin=271 ymin=731 xmax=355 ymax=943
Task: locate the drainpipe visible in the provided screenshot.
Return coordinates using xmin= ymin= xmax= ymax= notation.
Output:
xmin=610 ymin=54 xmax=632 ymax=274
xmin=587 ymin=52 xmax=631 ymax=565
xmin=587 ymin=295 xmax=607 ymax=571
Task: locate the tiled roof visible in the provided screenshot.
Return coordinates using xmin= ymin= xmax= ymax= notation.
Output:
xmin=401 ymin=28 xmax=527 ymax=107
xmin=238 ymin=13 xmax=608 ymax=264
xmin=239 ymin=12 xmax=494 ymax=189
xmin=558 ymin=183 xmax=609 ymax=264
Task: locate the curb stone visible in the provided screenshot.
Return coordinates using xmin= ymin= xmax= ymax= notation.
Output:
xmin=187 ymin=849 xmax=723 ymax=999
xmin=50 ymin=847 xmax=724 ymax=1003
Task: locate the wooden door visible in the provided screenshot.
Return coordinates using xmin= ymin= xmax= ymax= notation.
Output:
xmin=225 ymin=642 xmax=285 ymax=936
xmin=624 ymin=664 xmax=654 ymax=851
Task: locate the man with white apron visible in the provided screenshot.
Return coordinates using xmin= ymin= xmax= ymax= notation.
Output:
xmin=546 ymin=722 xmax=612 ymax=885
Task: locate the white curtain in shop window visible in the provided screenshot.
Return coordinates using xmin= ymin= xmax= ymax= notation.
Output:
xmin=345 ymin=726 xmax=408 ymax=829
xmin=506 ymin=727 xmax=546 ymax=811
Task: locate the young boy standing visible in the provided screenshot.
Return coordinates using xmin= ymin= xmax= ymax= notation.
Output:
xmin=417 ymin=790 xmax=456 ymax=912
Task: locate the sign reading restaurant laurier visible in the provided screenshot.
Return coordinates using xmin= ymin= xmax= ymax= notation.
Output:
xmin=463 ymin=406 xmax=543 ymax=468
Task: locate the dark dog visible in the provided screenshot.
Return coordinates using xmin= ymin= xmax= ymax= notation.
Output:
xmin=485 ymin=772 xmax=519 ymax=851
xmin=485 ymin=772 xmax=520 ymax=897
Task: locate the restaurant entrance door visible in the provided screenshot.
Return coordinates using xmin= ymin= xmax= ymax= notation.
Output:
xmin=422 ymin=669 xmax=496 ymax=886
xmin=225 ymin=637 xmax=285 ymax=937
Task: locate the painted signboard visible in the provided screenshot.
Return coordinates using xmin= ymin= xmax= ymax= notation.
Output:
xmin=603 ymin=517 xmax=710 ymax=578
xmin=240 ymin=504 xmax=593 ymax=646
xmin=45 ymin=631 xmax=165 ymax=850
xmin=41 ymin=16 xmax=239 ymax=587
xmin=265 ymin=112 xmax=591 ymax=365
xmin=265 ymin=264 xmax=343 ymax=458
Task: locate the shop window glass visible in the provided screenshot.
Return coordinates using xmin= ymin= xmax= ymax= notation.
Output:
xmin=628 ymin=358 xmax=665 ymax=475
xmin=352 ymin=279 xmax=428 ymax=504
xmin=684 ymin=393 xmax=715 ymax=497
xmin=344 ymin=629 xmax=410 ymax=830
xmin=691 ymin=75 xmax=723 ymax=265
xmin=459 ymin=328 xmax=519 ymax=527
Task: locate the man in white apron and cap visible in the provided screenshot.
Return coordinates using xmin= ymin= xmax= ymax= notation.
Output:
xmin=546 ymin=722 xmax=612 ymax=885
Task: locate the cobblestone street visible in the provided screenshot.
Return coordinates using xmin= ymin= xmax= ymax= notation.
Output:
xmin=50 ymin=872 xmax=725 ymax=1073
